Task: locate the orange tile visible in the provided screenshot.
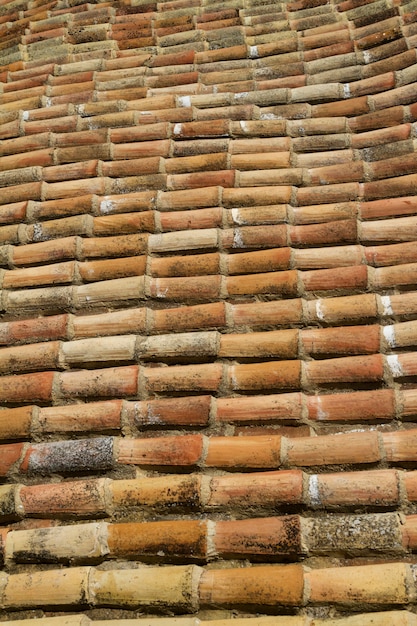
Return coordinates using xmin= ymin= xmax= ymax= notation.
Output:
xmin=78 ymin=256 xmax=146 ymax=282
xmin=12 ymin=237 xmax=78 ymax=266
xmin=168 ymin=169 xmax=236 ymax=190
xmin=127 ymin=395 xmax=211 ymax=428
xmin=92 ymin=212 xmax=155 ymax=236
xmin=220 ymin=329 xmax=298 ymax=359
xmin=216 ymin=393 xmax=303 ymax=423
xmin=226 ymin=270 xmax=299 ymax=297
xmin=214 ymin=515 xmax=301 ymax=558
xmin=287 ymin=431 xmax=381 ymax=466
xmin=118 ymin=434 xmax=203 ymax=467
xmin=307 ymin=389 xmax=396 ymax=422
xmin=231 ymin=299 xmax=303 ymax=328
xmin=349 ymin=105 xmax=405 ymax=133
xmin=149 ymin=275 xmax=222 ymax=301
xmin=0 ymin=371 xmax=55 ymax=403
xmin=361 ymin=196 xmax=417 ymax=220
xmin=108 ymin=519 xmax=207 ymax=559
xmin=314 ymin=470 xmax=399 ymax=507
xmin=3 ymin=260 xmax=76 ymax=289
xmin=0 ymin=201 xmax=27 ymax=225
xmin=38 ymin=400 xmax=122 ymax=434
xmin=290 ymin=219 xmax=357 ymax=246
xmin=0 ymin=340 xmax=60 ymax=375
xmin=150 ymin=253 xmax=220 ymax=278
xmin=58 ymin=365 xmax=139 ymax=399
xmin=20 ymin=479 xmax=108 ymax=517
xmin=0 ymin=443 xmax=24 ymax=477
xmin=302 ymin=265 xmax=368 ymax=292
xmin=199 ymin=564 xmax=304 ymax=608
xmin=111 ymin=475 xmax=201 ymax=511
xmin=206 ymin=435 xmax=281 ymax=469
xmin=0 ymin=406 xmax=33 ymax=440
xmin=301 ymin=325 xmax=380 ymax=356
xmin=160 ymin=207 xmax=223 ymax=231
xmin=144 ymin=363 xmax=223 ymax=393
xmin=305 ymin=354 xmax=384 ymax=386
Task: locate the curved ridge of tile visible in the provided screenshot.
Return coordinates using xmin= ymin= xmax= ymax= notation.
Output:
xmin=1 ymin=0 xmax=417 ymax=622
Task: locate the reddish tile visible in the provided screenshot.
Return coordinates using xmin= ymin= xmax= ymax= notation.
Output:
xmin=20 ymin=479 xmax=108 ymax=518
xmin=216 ymin=393 xmax=303 ymax=423
xmin=58 ymin=366 xmax=139 ymax=399
xmin=149 ymin=275 xmax=222 ymax=301
xmin=301 ymin=325 xmax=380 ymax=356
xmin=0 ymin=372 xmax=55 ymax=403
xmin=152 ymin=302 xmax=226 ymax=333
xmin=209 ymin=470 xmax=304 ymax=509
xmin=0 ymin=314 xmax=68 ymax=345
xmin=313 ymin=470 xmax=399 ymax=507
xmin=305 ymin=354 xmax=384 ymax=386
xmin=214 ymin=515 xmax=301 ymax=559
xmin=38 ymin=400 xmax=122 ymax=434
xmin=0 ymin=443 xmax=24 ymax=477
xmin=118 ymin=434 xmax=203 ymax=468
xmin=144 ymin=363 xmax=223 ymax=393
xmin=307 ymin=389 xmax=396 ymax=422
xmin=127 ymin=395 xmax=211 ymax=429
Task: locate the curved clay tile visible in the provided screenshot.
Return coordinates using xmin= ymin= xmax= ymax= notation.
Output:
xmin=1 ymin=0 xmax=417 ymax=623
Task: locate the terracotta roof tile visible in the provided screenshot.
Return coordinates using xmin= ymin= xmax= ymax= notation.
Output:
xmin=1 ymin=0 xmax=417 ymax=621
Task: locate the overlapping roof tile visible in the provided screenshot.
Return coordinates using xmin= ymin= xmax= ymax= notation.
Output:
xmin=1 ymin=0 xmax=417 ymax=622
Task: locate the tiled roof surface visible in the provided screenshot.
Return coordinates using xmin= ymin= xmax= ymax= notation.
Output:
xmin=1 ymin=0 xmax=417 ymax=622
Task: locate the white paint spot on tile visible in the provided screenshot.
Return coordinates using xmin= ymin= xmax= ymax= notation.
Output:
xmin=315 ymin=396 xmax=328 ymax=421
xmin=234 ymin=92 xmax=249 ymax=100
xmin=157 ymin=286 xmax=168 ymax=298
xmin=315 ymin=299 xmax=325 ymax=321
xmin=387 ymin=354 xmax=403 ymax=377
xmin=231 ymin=208 xmax=243 ymax=225
xmin=233 ymin=228 xmax=244 ymax=248
xmin=146 ymin=405 xmax=162 ymax=425
xmin=363 ymin=50 xmax=372 ymax=64
xmin=250 ymin=45 xmax=259 ymax=58
xmin=178 ymin=95 xmax=191 ymax=107
xmin=343 ymin=83 xmax=350 ymax=98
xmin=100 ymin=198 xmax=115 ymax=214
xmin=173 ymin=123 xmax=182 ymax=135
xmin=206 ymin=520 xmax=217 ymax=557
xmin=383 ymin=325 xmax=396 ymax=348
xmin=45 ymin=97 xmax=52 ymax=107
xmin=260 ymin=112 xmax=279 ymax=120
xmin=381 ymin=295 xmax=393 ymax=316
xmin=309 ymin=475 xmax=321 ymax=506
xmin=239 ymin=121 xmax=249 ymax=133
xmin=22 ymin=111 xmax=29 ymax=121
xmin=340 ymin=427 xmax=372 ymax=433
